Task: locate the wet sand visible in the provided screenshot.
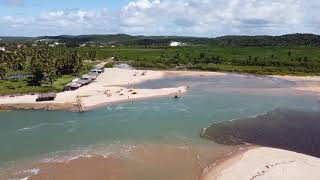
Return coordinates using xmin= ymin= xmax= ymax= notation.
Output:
xmin=198 ymin=146 xmax=253 ymax=180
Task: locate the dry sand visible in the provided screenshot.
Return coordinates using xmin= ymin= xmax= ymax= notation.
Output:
xmin=271 ymin=75 xmax=320 ymax=93
xmin=200 ymin=147 xmax=320 ymax=180
xmin=0 ymin=68 xmax=187 ymax=111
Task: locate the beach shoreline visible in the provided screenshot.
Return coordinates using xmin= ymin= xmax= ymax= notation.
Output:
xmin=198 ymin=145 xmax=255 ymax=180
xmin=0 ymin=68 xmax=190 ymax=112
xmin=199 ymin=147 xmax=320 ymax=180
xmin=2 ymin=68 xmax=320 ymax=112
xmin=0 ymin=102 xmax=75 ymax=111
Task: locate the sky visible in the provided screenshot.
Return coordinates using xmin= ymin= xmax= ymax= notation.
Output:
xmin=0 ymin=0 xmax=319 ymax=37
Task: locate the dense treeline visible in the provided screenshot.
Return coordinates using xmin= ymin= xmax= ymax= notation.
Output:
xmin=2 ymin=33 xmax=320 ymax=47
xmin=37 ymin=34 xmax=211 ymax=47
xmin=211 ymin=34 xmax=320 ymax=47
xmin=39 ymin=33 xmax=320 ymax=47
xmin=0 ymin=47 xmax=97 ymax=87
xmin=1 ymin=42 xmax=320 ymax=94
xmin=92 ymin=46 xmax=320 ymax=75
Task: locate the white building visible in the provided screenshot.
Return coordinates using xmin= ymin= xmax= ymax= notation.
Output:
xmin=49 ymin=42 xmax=60 ymax=47
xmin=170 ymin=41 xmax=182 ymax=47
xmin=0 ymin=47 xmax=5 ymax=52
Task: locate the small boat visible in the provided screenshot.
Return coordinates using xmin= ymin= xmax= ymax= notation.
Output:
xmin=173 ymin=94 xmax=180 ymax=99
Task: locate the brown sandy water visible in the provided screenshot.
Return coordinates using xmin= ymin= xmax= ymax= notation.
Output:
xmin=1 ymin=143 xmax=237 ymax=180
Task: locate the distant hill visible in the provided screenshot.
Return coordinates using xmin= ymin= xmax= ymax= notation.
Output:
xmin=38 ymin=34 xmax=212 ymax=46
xmin=1 ymin=33 xmax=320 ymax=47
xmin=0 ymin=36 xmax=38 ymax=43
xmin=211 ymin=34 xmax=320 ymax=46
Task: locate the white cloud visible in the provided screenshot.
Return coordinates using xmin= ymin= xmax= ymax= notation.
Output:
xmin=124 ymin=0 xmax=160 ymax=10
xmin=0 ymin=0 xmax=318 ymax=36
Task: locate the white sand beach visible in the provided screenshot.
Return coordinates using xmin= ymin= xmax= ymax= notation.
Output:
xmin=272 ymin=75 xmax=320 ymax=81
xmin=2 ymin=69 xmax=320 ymax=111
xmin=0 ymin=68 xmax=186 ymax=111
xmin=271 ymin=75 xmax=320 ymax=93
xmin=200 ymin=147 xmax=320 ymax=180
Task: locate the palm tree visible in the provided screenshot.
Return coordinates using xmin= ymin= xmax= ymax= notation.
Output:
xmin=0 ymin=66 xmax=7 ymax=80
xmin=29 ymin=56 xmax=45 ymax=85
xmin=89 ymin=50 xmax=96 ymax=61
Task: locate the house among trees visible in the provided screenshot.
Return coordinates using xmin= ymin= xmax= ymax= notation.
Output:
xmin=0 ymin=47 xmax=5 ymax=51
xmin=90 ymin=66 xmax=105 ymax=74
xmin=63 ymin=65 xmax=104 ymax=91
xmin=90 ymin=68 xmax=103 ymax=74
xmin=170 ymin=41 xmax=182 ymax=47
xmin=63 ymin=82 xmax=82 ymax=91
xmin=63 ymin=74 xmax=96 ymax=91
xmin=76 ymin=79 xmax=91 ymax=86
xmin=83 ymin=73 xmax=98 ymax=80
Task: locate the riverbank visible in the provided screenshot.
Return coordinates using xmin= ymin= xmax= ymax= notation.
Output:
xmin=2 ymin=68 xmax=320 ymax=111
xmin=271 ymin=75 xmax=320 ymax=93
xmin=200 ymin=147 xmax=320 ymax=180
xmin=0 ymin=68 xmax=188 ymax=111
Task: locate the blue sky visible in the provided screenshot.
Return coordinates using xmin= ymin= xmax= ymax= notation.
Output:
xmin=0 ymin=0 xmax=132 ymax=15
xmin=0 ymin=0 xmax=319 ymax=37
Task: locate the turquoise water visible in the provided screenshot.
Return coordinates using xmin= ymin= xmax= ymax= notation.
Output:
xmin=0 ymin=74 xmax=319 ymax=165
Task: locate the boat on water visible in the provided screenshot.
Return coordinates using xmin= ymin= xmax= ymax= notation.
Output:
xmin=173 ymin=94 xmax=180 ymax=99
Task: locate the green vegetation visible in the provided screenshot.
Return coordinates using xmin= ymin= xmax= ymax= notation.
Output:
xmin=3 ymin=33 xmax=320 ymax=47
xmin=89 ymin=46 xmax=320 ymax=75
xmin=0 ymin=80 xmax=51 ymax=94
xmin=104 ymin=62 xmax=114 ymax=68
xmin=0 ymin=75 xmax=76 ymax=95
xmin=0 ymin=48 xmax=97 ymax=94
xmin=1 ymin=33 xmax=320 ymax=94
